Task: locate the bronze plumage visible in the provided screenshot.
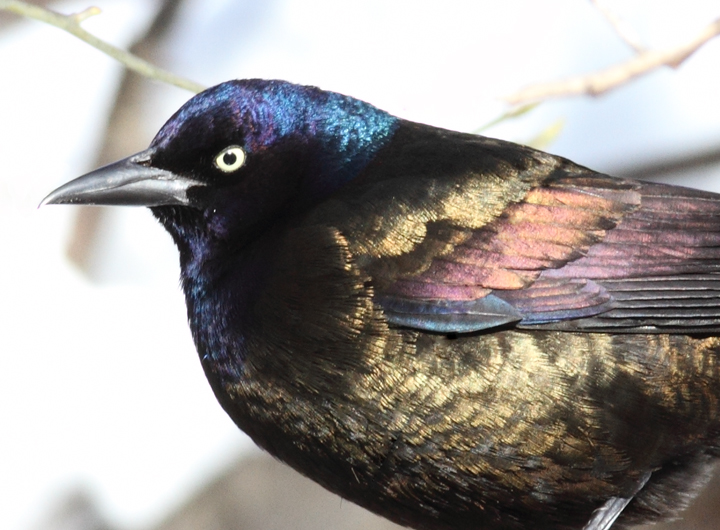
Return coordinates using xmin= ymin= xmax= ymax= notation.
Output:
xmin=43 ymin=80 xmax=720 ymax=530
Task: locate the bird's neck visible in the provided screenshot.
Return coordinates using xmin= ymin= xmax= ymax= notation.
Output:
xmin=176 ymin=225 xmax=281 ymax=372
xmin=290 ymin=99 xmax=400 ymax=199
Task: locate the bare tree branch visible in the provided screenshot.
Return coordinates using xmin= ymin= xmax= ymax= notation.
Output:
xmin=505 ymin=16 xmax=720 ymax=106
xmin=62 ymin=0 xmax=189 ymax=276
xmin=0 ymin=0 xmax=205 ymax=94
xmin=590 ymin=0 xmax=646 ymax=52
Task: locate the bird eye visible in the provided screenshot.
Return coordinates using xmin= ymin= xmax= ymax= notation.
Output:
xmin=214 ymin=146 xmax=246 ymax=173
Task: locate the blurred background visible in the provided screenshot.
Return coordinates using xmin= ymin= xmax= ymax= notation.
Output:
xmin=2 ymin=1 xmax=720 ymax=529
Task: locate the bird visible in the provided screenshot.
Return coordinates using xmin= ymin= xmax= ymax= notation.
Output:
xmin=43 ymin=79 xmax=720 ymax=530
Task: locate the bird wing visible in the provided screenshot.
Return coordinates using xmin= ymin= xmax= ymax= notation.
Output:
xmin=372 ymin=173 xmax=643 ymax=332
xmin=521 ymin=180 xmax=720 ymax=333
xmin=321 ymin=152 xmax=720 ymax=333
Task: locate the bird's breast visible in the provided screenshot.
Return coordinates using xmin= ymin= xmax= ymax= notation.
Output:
xmin=187 ymin=223 xmax=720 ymax=530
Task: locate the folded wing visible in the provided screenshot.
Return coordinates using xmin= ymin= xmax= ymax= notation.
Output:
xmin=371 ymin=175 xmax=720 ymax=334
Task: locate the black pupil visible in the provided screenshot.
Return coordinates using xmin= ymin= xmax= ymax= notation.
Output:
xmin=223 ymin=151 xmax=237 ymax=166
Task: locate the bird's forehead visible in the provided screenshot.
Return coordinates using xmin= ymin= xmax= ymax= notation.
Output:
xmin=152 ymin=84 xmax=245 ymax=150
xmin=149 ymin=79 xmax=397 ymax=157
xmin=151 ymin=80 xmax=308 ymax=153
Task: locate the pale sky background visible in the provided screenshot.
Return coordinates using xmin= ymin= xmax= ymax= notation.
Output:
xmin=2 ymin=1 xmax=720 ymax=529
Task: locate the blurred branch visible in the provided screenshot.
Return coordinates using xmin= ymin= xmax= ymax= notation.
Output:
xmin=474 ymin=102 xmax=539 ymax=133
xmin=505 ymin=16 xmax=720 ymax=105
xmin=0 ymin=0 xmax=204 ymax=94
xmin=590 ymin=0 xmax=646 ymax=52
xmin=61 ymin=0 xmax=188 ymax=275
xmin=524 ymin=119 xmax=564 ymax=151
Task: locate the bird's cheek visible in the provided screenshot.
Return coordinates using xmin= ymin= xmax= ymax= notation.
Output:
xmin=205 ymin=209 xmax=232 ymax=239
xmin=185 ymin=180 xmax=216 ymax=207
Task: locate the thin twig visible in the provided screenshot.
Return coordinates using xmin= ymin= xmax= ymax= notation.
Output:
xmin=473 ymin=102 xmax=539 ymax=133
xmin=0 ymin=0 xmax=205 ymax=94
xmin=505 ymin=17 xmax=720 ymax=106
xmin=72 ymin=6 xmax=101 ymax=24
xmin=591 ymin=0 xmax=646 ymax=52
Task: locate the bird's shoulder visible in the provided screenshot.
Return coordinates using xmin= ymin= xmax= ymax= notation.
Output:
xmin=304 ymin=120 xmax=595 ymax=258
xmin=298 ymin=121 xmax=720 ymax=334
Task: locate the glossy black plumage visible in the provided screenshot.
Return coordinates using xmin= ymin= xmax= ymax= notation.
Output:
xmin=43 ymin=80 xmax=720 ymax=530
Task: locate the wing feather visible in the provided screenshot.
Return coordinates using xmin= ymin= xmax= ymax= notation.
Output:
xmin=373 ymin=176 xmax=720 ymax=333
xmin=309 ymin=124 xmax=720 ymax=334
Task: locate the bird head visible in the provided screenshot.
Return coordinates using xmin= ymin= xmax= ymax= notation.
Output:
xmin=42 ymin=79 xmax=398 ymax=259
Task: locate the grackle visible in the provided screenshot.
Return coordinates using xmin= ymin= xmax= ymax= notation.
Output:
xmin=43 ymin=80 xmax=720 ymax=530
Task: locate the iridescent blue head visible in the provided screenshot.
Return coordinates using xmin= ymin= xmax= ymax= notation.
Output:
xmin=153 ymin=79 xmax=397 ymax=179
xmin=161 ymin=79 xmax=395 ymax=212
xmin=42 ymin=79 xmax=399 ymax=260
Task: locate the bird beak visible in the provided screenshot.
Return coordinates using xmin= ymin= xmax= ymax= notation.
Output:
xmin=40 ymin=149 xmax=205 ymax=207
